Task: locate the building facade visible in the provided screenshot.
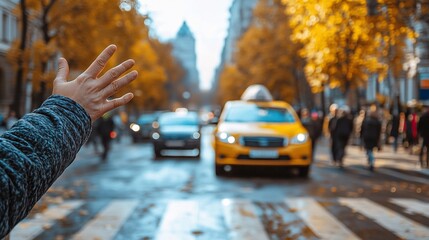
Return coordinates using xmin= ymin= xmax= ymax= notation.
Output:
xmin=213 ymin=0 xmax=258 ymax=89
xmin=171 ymin=21 xmax=200 ymax=106
xmin=0 ymin=0 xmax=18 ymax=116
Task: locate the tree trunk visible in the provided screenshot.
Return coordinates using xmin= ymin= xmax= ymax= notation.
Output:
xmin=12 ymin=0 xmax=28 ymax=117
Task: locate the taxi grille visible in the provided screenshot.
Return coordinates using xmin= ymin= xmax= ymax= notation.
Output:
xmin=241 ymin=137 xmax=285 ymax=148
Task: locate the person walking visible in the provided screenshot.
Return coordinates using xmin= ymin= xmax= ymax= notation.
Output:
xmin=405 ymin=108 xmax=419 ymax=154
xmin=418 ymin=104 xmax=429 ymax=168
xmin=333 ymin=106 xmax=354 ymax=168
xmin=95 ymin=114 xmax=115 ymax=161
xmin=328 ymin=104 xmax=339 ymax=164
xmin=361 ymin=109 xmax=382 ymax=171
xmin=301 ymin=109 xmax=321 ymax=157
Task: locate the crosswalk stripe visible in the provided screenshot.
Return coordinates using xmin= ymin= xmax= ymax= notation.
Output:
xmin=11 ymin=200 xmax=83 ymax=240
xmin=339 ymin=198 xmax=429 ymax=240
xmin=376 ymin=168 xmax=429 ymax=185
xmin=390 ymin=198 xmax=429 ymax=219
xmin=72 ymin=200 xmax=138 ymax=240
xmin=285 ymin=198 xmax=360 ymax=240
xmin=222 ymin=199 xmax=269 ymax=240
xmin=155 ymin=200 xmax=224 ymax=240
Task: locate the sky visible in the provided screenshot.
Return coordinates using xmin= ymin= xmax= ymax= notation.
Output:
xmin=139 ymin=0 xmax=233 ymax=90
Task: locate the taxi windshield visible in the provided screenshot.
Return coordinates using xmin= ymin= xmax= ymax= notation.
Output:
xmin=225 ymin=104 xmax=296 ymax=123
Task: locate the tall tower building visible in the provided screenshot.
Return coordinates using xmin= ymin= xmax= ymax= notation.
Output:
xmin=172 ymin=21 xmax=200 ymax=106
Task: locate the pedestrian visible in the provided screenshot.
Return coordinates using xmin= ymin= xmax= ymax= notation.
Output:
xmin=332 ymin=105 xmax=354 ymax=168
xmin=0 ymin=44 xmax=138 ymax=238
xmin=361 ymin=109 xmax=382 ymax=171
xmin=328 ymin=104 xmax=339 ymax=164
xmin=405 ymin=108 xmax=419 ymax=154
xmin=5 ymin=110 xmax=18 ymax=130
xmin=389 ymin=111 xmax=401 ymax=153
xmin=418 ymin=104 xmax=429 ymax=168
xmin=95 ymin=113 xmax=115 ymax=161
xmin=301 ymin=108 xmax=320 ymax=157
xmin=353 ymin=109 xmax=366 ymax=148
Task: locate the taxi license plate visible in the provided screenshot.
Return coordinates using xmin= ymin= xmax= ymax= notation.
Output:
xmin=249 ymin=150 xmax=279 ymax=159
xmin=166 ymin=140 xmax=185 ymax=147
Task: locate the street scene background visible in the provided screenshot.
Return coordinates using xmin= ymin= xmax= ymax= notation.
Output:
xmin=1 ymin=0 xmax=429 ymax=239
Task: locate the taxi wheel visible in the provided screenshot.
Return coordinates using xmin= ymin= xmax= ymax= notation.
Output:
xmin=298 ymin=166 xmax=310 ymax=177
xmin=215 ymin=164 xmax=225 ymax=176
xmin=154 ymin=148 xmax=162 ymax=159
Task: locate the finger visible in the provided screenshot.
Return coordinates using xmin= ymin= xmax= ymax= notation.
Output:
xmin=54 ymin=58 xmax=69 ymax=83
xmin=98 ymin=59 xmax=135 ymax=89
xmin=84 ymin=44 xmax=117 ymax=78
xmin=103 ymin=93 xmax=134 ymax=113
xmin=102 ymin=70 xmax=138 ymax=98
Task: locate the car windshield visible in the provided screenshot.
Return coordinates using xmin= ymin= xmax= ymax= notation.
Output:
xmin=159 ymin=113 xmax=199 ymax=126
xmin=225 ymin=104 xmax=295 ymax=123
xmin=138 ymin=114 xmax=157 ymax=124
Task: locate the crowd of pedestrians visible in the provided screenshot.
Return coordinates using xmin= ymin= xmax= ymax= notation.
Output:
xmin=300 ymin=101 xmax=429 ymax=170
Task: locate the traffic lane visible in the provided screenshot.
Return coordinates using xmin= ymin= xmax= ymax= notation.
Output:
xmin=41 ymin=130 xmax=428 ymax=202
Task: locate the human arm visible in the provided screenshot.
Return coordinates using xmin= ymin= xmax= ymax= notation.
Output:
xmin=0 ymin=45 xmax=137 ymax=237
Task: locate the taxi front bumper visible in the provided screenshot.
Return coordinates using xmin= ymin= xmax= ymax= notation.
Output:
xmin=215 ymin=140 xmax=312 ymax=166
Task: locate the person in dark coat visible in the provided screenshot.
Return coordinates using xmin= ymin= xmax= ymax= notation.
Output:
xmin=361 ymin=110 xmax=382 ymax=171
xmin=0 ymin=45 xmax=137 ymax=238
xmin=300 ymin=109 xmax=322 ymax=158
xmin=389 ymin=114 xmax=400 ymax=152
xmin=328 ymin=104 xmax=339 ymax=164
xmin=418 ymin=105 xmax=429 ymax=167
xmin=333 ymin=106 xmax=354 ymax=168
xmin=95 ymin=114 xmax=115 ymax=161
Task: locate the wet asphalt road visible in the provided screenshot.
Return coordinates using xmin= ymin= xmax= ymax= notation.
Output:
xmin=11 ymin=126 xmax=429 ymax=240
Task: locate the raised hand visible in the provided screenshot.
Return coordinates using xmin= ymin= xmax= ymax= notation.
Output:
xmin=53 ymin=44 xmax=138 ymax=122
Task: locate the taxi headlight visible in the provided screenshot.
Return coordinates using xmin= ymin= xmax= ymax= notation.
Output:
xmin=217 ymin=132 xmax=236 ymax=144
xmin=130 ymin=123 xmax=140 ymax=132
xmin=192 ymin=132 xmax=201 ymax=139
xmin=290 ymin=133 xmax=308 ymax=144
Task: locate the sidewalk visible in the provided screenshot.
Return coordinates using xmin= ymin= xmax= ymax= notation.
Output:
xmin=316 ymin=137 xmax=428 ymax=174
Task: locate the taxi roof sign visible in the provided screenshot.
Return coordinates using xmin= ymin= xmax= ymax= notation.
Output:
xmin=240 ymin=84 xmax=273 ymax=101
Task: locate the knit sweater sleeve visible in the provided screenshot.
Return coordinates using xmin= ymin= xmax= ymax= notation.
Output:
xmin=0 ymin=95 xmax=91 ymax=238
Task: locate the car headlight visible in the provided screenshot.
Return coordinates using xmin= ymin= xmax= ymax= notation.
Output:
xmin=216 ymin=132 xmax=236 ymax=144
xmin=192 ymin=132 xmax=201 ymax=139
xmin=130 ymin=123 xmax=140 ymax=132
xmin=290 ymin=133 xmax=308 ymax=144
xmin=152 ymin=132 xmax=160 ymax=140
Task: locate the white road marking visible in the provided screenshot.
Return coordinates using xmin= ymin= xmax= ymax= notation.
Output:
xmin=222 ymin=199 xmax=269 ymax=240
xmin=285 ymin=198 xmax=360 ymax=240
xmin=339 ymin=198 xmax=429 ymax=240
xmin=156 ymin=200 xmax=224 ymax=240
xmin=72 ymin=200 xmax=138 ymax=240
xmin=376 ymin=168 xmax=429 ymax=185
xmin=390 ymin=198 xmax=429 ymax=218
xmin=11 ymin=200 xmax=83 ymax=240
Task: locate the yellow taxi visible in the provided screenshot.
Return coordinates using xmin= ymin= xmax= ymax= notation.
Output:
xmin=214 ymin=85 xmax=312 ymax=177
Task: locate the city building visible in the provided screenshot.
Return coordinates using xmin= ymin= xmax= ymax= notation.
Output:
xmin=0 ymin=0 xmax=18 ymax=116
xmin=171 ymin=21 xmax=200 ymax=107
xmin=213 ymin=0 xmax=258 ymax=90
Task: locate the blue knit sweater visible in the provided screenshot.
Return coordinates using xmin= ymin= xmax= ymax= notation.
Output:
xmin=0 ymin=95 xmax=91 ymax=238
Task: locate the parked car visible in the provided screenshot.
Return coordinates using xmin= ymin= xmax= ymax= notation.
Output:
xmin=213 ymin=85 xmax=312 ymax=177
xmin=151 ymin=110 xmax=201 ymax=158
xmin=129 ymin=112 xmax=162 ymax=142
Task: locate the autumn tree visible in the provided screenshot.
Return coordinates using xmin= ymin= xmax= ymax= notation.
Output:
xmin=9 ymin=0 xmax=184 ymax=113
xmin=218 ymin=0 xmax=311 ymax=107
xmin=284 ymin=0 xmax=419 ymax=108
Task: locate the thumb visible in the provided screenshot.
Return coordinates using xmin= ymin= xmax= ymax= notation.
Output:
xmin=55 ymin=58 xmax=69 ymax=83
